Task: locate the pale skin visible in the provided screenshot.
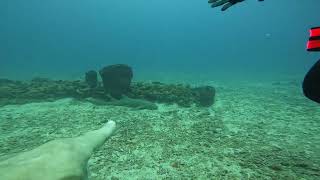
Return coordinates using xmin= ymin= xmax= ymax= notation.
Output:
xmin=0 ymin=121 xmax=116 ymax=180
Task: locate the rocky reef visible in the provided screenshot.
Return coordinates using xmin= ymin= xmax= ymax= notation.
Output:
xmin=0 ymin=65 xmax=216 ymax=108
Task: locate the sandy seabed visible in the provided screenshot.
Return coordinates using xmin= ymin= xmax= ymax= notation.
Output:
xmin=0 ymin=80 xmax=319 ymax=180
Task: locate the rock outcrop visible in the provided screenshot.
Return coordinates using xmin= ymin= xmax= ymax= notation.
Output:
xmin=99 ymin=64 xmax=133 ymax=99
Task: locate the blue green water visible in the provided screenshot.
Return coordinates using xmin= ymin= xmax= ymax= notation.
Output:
xmin=1 ymin=0 xmax=320 ymax=80
xmin=1 ymin=1 xmax=320 ymax=179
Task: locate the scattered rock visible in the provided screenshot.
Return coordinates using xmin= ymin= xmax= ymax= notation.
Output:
xmin=0 ymin=77 xmax=216 ymax=108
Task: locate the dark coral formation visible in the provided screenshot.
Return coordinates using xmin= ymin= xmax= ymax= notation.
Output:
xmin=99 ymin=64 xmax=133 ymax=99
xmin=85 ymin=70 xmax=98 ymax=89
xmin=0 ymin=65 xmax=216 ymax=107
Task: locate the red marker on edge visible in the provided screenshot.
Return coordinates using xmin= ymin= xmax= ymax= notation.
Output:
xmin=307 ymin=27 xmax=320 ymax=52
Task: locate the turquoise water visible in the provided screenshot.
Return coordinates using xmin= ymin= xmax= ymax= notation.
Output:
xmin=1 ymin=1 xmax=320 ymax=179
xmin=1 ymin=0 xmax=320 ymax=80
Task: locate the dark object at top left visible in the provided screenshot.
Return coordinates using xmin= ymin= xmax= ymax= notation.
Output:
xmin=99 ymin=64 xmax=133 ymax=99
xmin=85 ymin=70 xmax=98 ymax=88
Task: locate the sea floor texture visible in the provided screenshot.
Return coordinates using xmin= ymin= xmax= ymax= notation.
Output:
xmin=0 ymin=80 xmax=319 ymax=179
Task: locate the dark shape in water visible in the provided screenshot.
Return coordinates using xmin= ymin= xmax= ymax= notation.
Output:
xmin=85 ymin=70 xmax=98 ymax=88
xmin=192 ymin=86 xmax=216 ymax=107
xmin=303 ymin=59 xmax=320 ymax=103
xmin=99 ymin=64 xmax=133 ymax=99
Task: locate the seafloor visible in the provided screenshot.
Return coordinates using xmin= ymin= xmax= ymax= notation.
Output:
xmin=0 ymin=79 xmax=319 ymax=179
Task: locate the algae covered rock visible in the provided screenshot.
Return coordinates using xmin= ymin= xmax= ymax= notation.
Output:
xmin=85 ymin=70 xmax=98 ymax=88
xmin=0 ymin=75 xmax=216 ymax=108
xmin=129 ymin=82 xmax=196 ymax=107
xmin=99 ymin=64 xmax=133 ymax=99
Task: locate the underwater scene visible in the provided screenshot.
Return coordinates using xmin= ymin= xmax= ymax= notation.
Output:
xmin=1 ymin=0 xmax=320 ymax=179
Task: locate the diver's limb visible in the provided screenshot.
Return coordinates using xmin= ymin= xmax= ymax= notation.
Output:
xmin=209 ymin=0 xmax=263 ymax=11
xmin=72 ymin=121 xmax=116 ymax=156
xmin=209 ymin=0 xmax=230 ymax=8
xmin=303 ymin=59 xmax=320 ymax=103
xmin=221 ymin=2 xmax=234 ymax=11
xmin=209 ymin=0 xmax=244 ymax=11
xmin=0 ymin=121 xmax=116 ymax=180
